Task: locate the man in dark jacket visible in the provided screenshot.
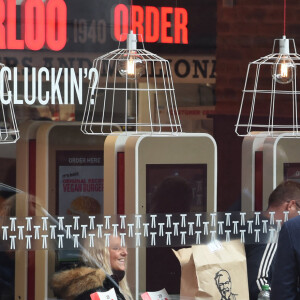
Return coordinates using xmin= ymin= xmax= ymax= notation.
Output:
xmin=246 ymin=181 xmax=300 ymax=300
xmin=271 ymin=215 xmax=300 ymax=300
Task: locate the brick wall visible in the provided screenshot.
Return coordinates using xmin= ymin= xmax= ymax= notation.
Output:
xmin=216 ymin=0 xmax=300 ymax=115
xmin=214 ymin=0 xmax=300 ymax=211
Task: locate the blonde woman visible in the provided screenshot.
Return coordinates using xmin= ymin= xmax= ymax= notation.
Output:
xmin=51 ymin=232 xmax=133 ymax=300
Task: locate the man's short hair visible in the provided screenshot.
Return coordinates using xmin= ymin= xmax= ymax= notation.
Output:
xmin=268 ymin=180 xmax=300 ymax=208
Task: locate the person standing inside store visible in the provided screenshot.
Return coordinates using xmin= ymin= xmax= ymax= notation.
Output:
xmin=246 ymin=180 xmax=300 ymax=300
xmin=148 ymin=175 xmax=193 ymax=294
xmin=270 ymin=214 xmax=300 ymax=300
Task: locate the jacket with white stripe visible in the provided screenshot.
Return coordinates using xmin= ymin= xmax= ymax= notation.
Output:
xmin=245 ymin=216 xmax=277 ymax=300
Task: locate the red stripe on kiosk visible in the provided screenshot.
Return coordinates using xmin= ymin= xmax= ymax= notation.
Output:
xmin=117 ymin=152 xmax=125 ymax=215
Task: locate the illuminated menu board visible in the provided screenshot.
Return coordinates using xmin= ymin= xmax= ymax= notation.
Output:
xmin=64 ymin=0 xmax=216 ymax=53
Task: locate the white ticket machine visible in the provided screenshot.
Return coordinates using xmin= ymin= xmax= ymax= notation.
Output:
xmin=34 ymin=122 xmax=115 ymax=300
xmin=15 ymin=121 xmax=51 ymax=300
xmin=263 ymin=133 xmax=300 ymax=209
xmin=124 ymin=133 xmax=217 ymax=297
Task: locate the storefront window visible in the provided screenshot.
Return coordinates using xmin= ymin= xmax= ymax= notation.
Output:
xmin=1 ymin=0 xmax=300 ymax=299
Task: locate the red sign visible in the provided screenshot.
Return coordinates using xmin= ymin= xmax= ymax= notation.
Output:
xmin=0 ymin=0 xmax=67 ymax=51
xmin=114 ymin=4 xmax=188 ymax=44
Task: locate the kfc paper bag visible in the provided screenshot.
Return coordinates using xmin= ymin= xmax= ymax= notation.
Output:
xmin=173 ymin=248 xmax=198 ymax=299
xmin=192 ymin=240 xmax=249 ymax=300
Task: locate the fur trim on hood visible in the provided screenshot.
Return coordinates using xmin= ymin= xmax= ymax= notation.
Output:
xmin=51 ymin=266 xmax=107 ymax=299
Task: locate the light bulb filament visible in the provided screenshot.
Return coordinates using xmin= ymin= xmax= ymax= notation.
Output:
xmin=127 ymin=58 xmax=135 ymax=76
xmin=281 ymin=62 xmax=288 ymax=78
xmin=118 ymin=50 xmax=145 ymax=80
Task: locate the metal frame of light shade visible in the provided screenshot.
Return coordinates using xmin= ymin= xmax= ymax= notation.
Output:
xmin=0 ymin=63 xmax=19 ymax=143
xmin=235 ymin=37 xmax=300 ymax=137
xmin=81 ymin=33 xmax=182 ymax=135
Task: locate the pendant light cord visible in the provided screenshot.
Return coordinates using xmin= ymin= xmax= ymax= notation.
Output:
xmin=130 ymin=0 xmax=133 ymax=32
xmin=284 ymin=0 xmax=286 ymax=36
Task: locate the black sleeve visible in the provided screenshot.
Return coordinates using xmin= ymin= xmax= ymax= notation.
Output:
xmin=246 ymin=243 xmax=277 ymax=300
xmin=271 ymin=223 xmax=298 ymax=300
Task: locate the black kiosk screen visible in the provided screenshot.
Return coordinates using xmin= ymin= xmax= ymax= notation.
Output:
xmin=146 ymin=164 xmax=207 ymax=294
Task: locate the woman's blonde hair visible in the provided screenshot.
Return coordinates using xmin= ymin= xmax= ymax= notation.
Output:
xmin=81 ymin=231 xmax=133 ymax=300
